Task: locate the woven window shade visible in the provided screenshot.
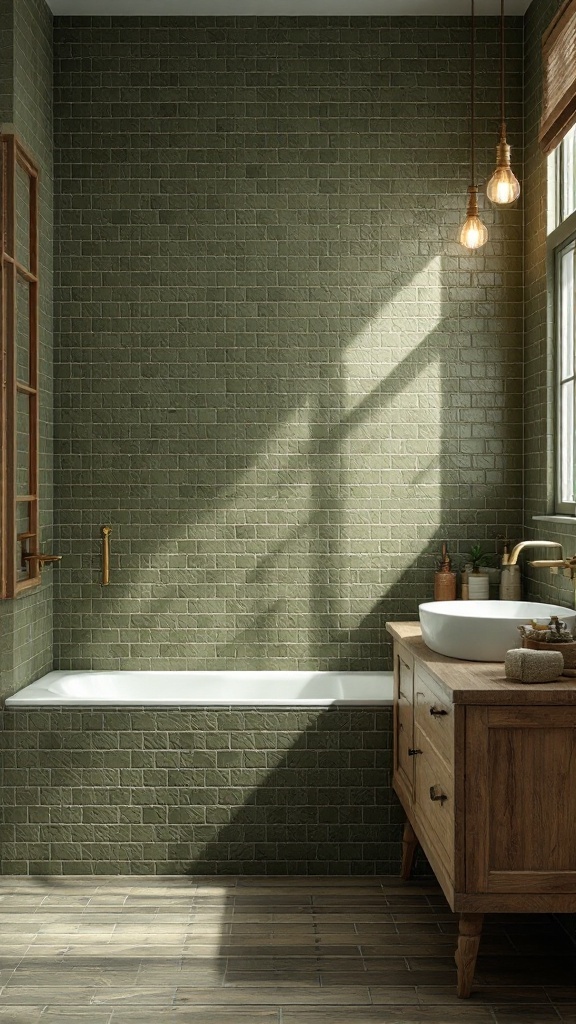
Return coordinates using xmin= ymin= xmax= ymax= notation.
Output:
xmin=540 ymin=0 xmax=576 ymax=154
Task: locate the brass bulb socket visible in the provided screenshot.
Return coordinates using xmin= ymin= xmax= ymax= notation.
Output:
xmin=465 ymin=185 xmax=480 ymax=218
xmin=495 ymin=139 xmax=512 ymax=168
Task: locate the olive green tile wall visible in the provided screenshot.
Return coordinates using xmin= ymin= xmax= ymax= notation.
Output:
xmin=0 ymin=706 xmax=398 ymax=875
xmin=0 ymin=0 xmax=13 ymax=123
xmin=522 ymin=0 xmax=576 ymax=610
xmin=53 ymin=16 xmax=524 ymax=672
xmin=0 ymin=0 xmax=53 ymax=701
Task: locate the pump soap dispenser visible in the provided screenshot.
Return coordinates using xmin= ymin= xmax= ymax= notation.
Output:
xmin=434 ymin=543 xmax=457 ymax=602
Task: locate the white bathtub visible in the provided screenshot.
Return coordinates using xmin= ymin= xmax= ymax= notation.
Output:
xmin=4 ymin=670 xmax=394 ymax=707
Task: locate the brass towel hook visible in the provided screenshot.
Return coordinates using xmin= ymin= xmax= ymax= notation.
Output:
xmin=101 ymin=526 xmax=112 ymax=586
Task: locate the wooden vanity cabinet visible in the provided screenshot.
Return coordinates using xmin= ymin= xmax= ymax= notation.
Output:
xmin=389 ymin=622 xmax=576 ymax=998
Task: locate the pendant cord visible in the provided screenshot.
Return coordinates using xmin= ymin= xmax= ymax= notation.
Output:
xmin=500 ymin=0 xmax=505 ymax=132
xmin=471 ymin=0 xmax=475 ymax=187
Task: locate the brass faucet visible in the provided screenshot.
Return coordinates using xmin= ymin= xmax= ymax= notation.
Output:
xmin=508 ymin=540 xmax=564 ymax=565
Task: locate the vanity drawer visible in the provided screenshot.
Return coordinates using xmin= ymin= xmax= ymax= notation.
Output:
xmin=414 ymin=664 xmax=454 ymax=764
xmin=414 ymin=733 xmax=455 ymax=880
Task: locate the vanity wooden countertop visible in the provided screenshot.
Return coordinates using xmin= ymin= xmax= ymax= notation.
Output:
xmin=386 ymin=621 xmax=576 ymax=705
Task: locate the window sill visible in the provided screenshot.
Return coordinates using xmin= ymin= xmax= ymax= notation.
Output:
xmin=533 ymin=515 xmax=576 ymax=525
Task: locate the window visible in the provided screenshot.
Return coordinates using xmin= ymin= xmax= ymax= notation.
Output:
xmin=556 ymin=236 xmax=575 ymax=509
xmin=549 ymin=123 xmax=576 ymax=513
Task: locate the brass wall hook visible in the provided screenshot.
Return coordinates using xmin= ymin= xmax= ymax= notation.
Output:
xmin=101 ymin=526 xmax=112 ymax=586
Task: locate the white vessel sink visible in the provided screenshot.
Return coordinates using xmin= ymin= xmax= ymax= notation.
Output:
xmin=419 ymin=600 xmax=576 ymax=662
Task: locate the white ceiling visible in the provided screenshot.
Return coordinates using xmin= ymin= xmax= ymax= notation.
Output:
xmin=47 ymin=1 xmax=531 ymax=16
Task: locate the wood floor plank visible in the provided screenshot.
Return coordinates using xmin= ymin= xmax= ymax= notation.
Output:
xmin=109 ymin=1012 xmax=279 ymax=1023
xmin=40 ymin=1012 xmax=113 ymax=1023
xmin=553 ymin=1007 xmax=576 ymax=1022
xmin=175 ymin=985 xmax=372 ymax=1005
xmin=282 ymin=1010 xmax=495 ymax=1024
xmin=490 ymin=1009 xmax=563 ymax=1024
xmin=0 ymin=1011 xmax=44 ymax=1024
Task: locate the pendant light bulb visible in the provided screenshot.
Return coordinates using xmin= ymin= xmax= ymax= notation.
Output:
xmin=487 ymin=0 xmax=520 ymax=206
xmin=459 ymin=0 xmax=488 ymax=251
xmin=459 ymin=186 xmax=488 ymax=250
xmin=486 ymin=132 xmax=521 ymax=205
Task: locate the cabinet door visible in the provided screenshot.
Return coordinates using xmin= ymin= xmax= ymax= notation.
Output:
xmin=466 ymin=706 xmax=576 ymax=894
xmin=394 ymin=646 xmax=414 ymax=801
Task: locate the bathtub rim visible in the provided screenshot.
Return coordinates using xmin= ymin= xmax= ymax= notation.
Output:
xmin=4 ymin=669 xmax=394 ymax=707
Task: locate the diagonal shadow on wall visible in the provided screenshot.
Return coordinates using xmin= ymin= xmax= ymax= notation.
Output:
xmin=181 ymin=708 xmax=398 ymax=879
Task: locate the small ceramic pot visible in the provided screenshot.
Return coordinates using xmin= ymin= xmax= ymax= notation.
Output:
xmin=467 ymin=572 xmax=489 ymax=600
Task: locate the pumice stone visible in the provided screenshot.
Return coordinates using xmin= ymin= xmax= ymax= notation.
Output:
xmin=505 ymin=648 xmax=564 ymax=683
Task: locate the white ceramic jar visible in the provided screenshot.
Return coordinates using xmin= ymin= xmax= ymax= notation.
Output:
xmin=467 ymin=572 xmax=489 ymax=600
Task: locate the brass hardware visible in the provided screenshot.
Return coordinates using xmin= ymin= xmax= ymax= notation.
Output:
xmin=408 ymin=748 xmax=422 ymax=756
xmin=529 ymin=554 xmax=576 ymax=585
xmin=529 ymin=559 xmax=569 ymax=568
xmin=22 ymin=552 xmax=62 ymax=573
xmin=430 ymin=707 xmax=448 ymax=717
xmin=508 ymin=540 xmax=563 ymax=565
xmin=101 ymin=525 xmax=112 ymax=586
xmin=429 ymin=785 xmax=447 ymax=804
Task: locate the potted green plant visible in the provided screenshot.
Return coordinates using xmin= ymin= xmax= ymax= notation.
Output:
xmin=463 ymin=544 xmax=494 ymax=600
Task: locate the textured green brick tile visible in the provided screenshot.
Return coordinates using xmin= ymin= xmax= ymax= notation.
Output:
xmin=101 ymin=713 xmax=131 ymax=731
xmin=141 ymin=805 xmax=167 ymax=824
xmin=204 ymin=732 xmax=233 ymax=750
xmin=216 ymin=750 xmax=243 ymax=767
xmin=51 ymin=16 xmax=523 ymax=681
xmin=82 ymin=805 xmax=120 ymax=824
xmin=242 ymin=750 xmax=267 ymax=768
xmin=101 ymin=750 xmax=131 ymax=769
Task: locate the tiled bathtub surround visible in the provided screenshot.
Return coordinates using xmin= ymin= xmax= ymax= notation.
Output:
xmin=0 ymin=706 xmax=398 ymax=875
xmin=53 ymin=16 xmax=524 ymax=673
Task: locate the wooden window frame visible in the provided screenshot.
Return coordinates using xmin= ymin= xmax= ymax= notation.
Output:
xmin=0 ymin=131 xmax=40 ymax=597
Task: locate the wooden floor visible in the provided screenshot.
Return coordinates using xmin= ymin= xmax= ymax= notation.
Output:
xmin=0 ymin=876 xmax=574 ymax=1023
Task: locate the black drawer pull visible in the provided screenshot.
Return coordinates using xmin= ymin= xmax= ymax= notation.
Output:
xmin=429 ymin=785 xmax=447 ymax=804
xmin=408 ymin=748 xmax=422 ymax=756
xmin=430 ymin=706 xmax=448 ymax=717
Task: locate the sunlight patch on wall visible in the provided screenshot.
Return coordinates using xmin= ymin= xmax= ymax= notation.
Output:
xmin=338 ymin=257 xmax=443 ymax=611
xmin=342 ymin=256 xmax=443 ymax=412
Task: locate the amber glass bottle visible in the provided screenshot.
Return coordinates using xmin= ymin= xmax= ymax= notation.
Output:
xmin=434 ymin=543 xmax=457 ymax=601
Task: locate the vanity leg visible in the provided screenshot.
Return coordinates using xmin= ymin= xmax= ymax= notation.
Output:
xmin=400 ymin=820 xmax=419 ymax=880
xmin=455 ymin=913 xmax=484 ymax=998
